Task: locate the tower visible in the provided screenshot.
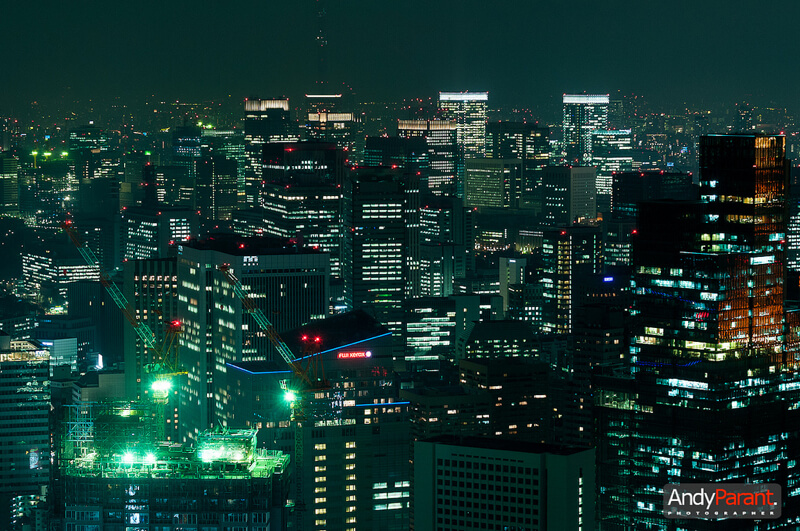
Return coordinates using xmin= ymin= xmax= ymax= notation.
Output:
xmin=562 ymin=94 xmax=609 ymax=165
xmin=438 ymin=92 xmax=488 ymax=160
xmin=596 ymin=134 xmax=800 ymax=530
xmin=342 ymin=167 xmax=420 ymax=335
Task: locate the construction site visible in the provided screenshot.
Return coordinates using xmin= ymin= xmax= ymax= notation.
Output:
xmin=57 ymin=401 xmax=291 ymax=530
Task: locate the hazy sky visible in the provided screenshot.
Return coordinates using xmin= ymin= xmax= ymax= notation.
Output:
xmin=3 ymin=0 xmax=800 ymax=111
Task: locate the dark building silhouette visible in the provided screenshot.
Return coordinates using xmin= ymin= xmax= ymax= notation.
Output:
xmin=597 ymin=134 xmax=800 ymax=529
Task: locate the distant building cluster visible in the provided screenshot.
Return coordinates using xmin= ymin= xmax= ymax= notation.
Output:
xmin=0 ymin=87 xmax=799 ymax=531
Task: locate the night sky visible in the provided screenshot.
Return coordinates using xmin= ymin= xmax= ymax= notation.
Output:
xmin=3 ymin=0 xmax=800 ymax=111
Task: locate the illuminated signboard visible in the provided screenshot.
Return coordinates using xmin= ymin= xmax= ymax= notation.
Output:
xmin=337 ymin=351 xmax=373 ymax=360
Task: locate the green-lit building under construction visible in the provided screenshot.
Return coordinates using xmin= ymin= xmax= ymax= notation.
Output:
xmin=56 ymin=402 xmax=291 ymax=530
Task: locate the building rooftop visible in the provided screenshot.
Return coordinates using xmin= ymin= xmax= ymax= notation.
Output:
xmin=467 ymin=320 xmax=536 ymax=342
xmin=423 ymin=434 xmax=591 ymax=456
xmin=284 ymin=309 xmax=390 ymax=359
xmin=180 ymin=233 xmax=321 ymax=256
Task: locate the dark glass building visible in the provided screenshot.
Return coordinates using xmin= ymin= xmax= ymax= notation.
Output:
xmin=597 ymin=134 xmax=800 ymax=530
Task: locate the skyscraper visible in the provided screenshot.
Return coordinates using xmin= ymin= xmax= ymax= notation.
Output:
xmin=243 ymin=98 xmax=295 ymax=206
xmin=342 ymin=167 xmax=420 ymax=334
xmin=485 ymin=121 xmax=550 ymax=194
xmin=177 ymin=235 xmax=330 ymax=442
xmin=439 ymin=92 xmax=488 ymax=159
xmin=540 ymin=225 xmax=603 ymax=334
xmin=397 ymin=120 xmax=459 ymax=196
xmin=541 ymin=166 xmax=597 ymax=226
xmin=562 ymin=94 xmax=609 ymax=165
xmin=0 ymin=152 xmax=19 ymax=217
xmin=597 ymin=134 xmax=800 ymax=530
xmin=464 ymin=158 xmax=523 ymax=209
xmin=303 ymin=93 xmax=365 ymax=164
xmin=0 ymin=336 xmax=50 ymax=530
xmin=590 ymin=128 xmax=633 ymax=211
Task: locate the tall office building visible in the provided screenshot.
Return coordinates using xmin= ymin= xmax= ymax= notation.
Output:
xmin=227 ymin=311 xmax=410 ymax=531
xmin=303 ymin=93 xmax=365 ymax=164
xmin=0 ymin=336 xmax=50 ymax=530
xmin=177 ymin=235 xmax=330 ymax=442
xmin=171 ymin=125 xmax=202 ymax=200
xmin=590 ymin=129 xmax=633 ymax=211
xmin=343 ymin=167 xmax=420 ymax=335
xmin=122 ymin=258 xmax=179 ymax=406
xmin=438 ymin=92 xmax=488 ymax=159
xmin=540 ymin=226 xmax=603 ymax=334
xmin=195 ymin=154 xmax=239 ymax=221
xmin=0 ymin=152 xmax=19 ymax=217
xmin=414 ymin=436 xmax=595 ymax=531
xmin=69 ymin=125 xmax=116 ymax=181
xmin=363 ymin=136 xmax=430 ymax=189
xmin=398 ymin=120 xmax=460 ymax=196
xmin=562 ymin=94 xmax=609 ymax=165
xmin=541 ymin=166 xmax=596 ymax=226
xmin=597 ymin=134 xmax=800 ymax=530
xmin=21 ymin=247 xmax=100 ymax=309
xmin=485 ymin=121 xmax=550 ymax=193
xmin=262 ymin=142 xmax=346 ymax=187
xmin=260 ymin=181 xmax=343 ymax=278
xmin=611 ymin=169 xmax=697 ymax=220
xmin=464 ymin=158 xmax=523 ymax=209
xmin=122 ymin=206 xmax=199 ymax=261
xmin=243 ymin=98 xmax=295 ymax=205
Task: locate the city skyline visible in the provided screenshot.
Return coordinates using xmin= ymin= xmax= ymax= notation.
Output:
xmin=3 ymin=1 xmax=800 ymax=112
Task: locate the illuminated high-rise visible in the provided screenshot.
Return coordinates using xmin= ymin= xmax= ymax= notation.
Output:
xmin=398 ymin=120 xmax=459 ymax=196
xmin=597 ymin=134 xmax=800 ymax=530
xmin=243 ymin=98 xmax=295 ymax=205
xmin=303 ymin=93 xmax=365 ymax=164
xmin=438 ymin=92 xmax=488 ymax=159
xmin=486 ymin=121 xmax=550 ymax=194
xmin=562 ymin=94 xmax=609 ymax=165
xmin=342 ymin=167 xmax=420 ymax=335
xmin=176 ymin=235 xmax=330 ymax=442
xmin=541 ymin=166 xmax=596 ymax=226
xmin=0 ymin=336 xmax=50 ymax=530
xmin=590 ymin=128 xmax=633 ymax=211
xmin=0 ymin=152 xmax=19 ymax=217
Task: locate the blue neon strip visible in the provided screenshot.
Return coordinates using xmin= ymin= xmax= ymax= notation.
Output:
xmin=634 ymin=360 xmax=702 ymax=368
xmin=293 ymin=332 xmax=393 ymax=361
xmin=226 ymin=363 xmax=292 ymax=375
xmin=352 ymin=401 xmax=410 ymax=407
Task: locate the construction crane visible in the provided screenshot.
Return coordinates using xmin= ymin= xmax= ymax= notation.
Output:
xmin=216 ymin=263 xmax=329 ymax=525
xmin=216 ymin=263 xmax=329 ymax=405
xmin=61 ymin=221 xmax=187 ymax=402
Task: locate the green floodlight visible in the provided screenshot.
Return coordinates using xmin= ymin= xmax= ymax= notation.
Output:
xmin=144 ymin=452 xmax=156 ymax=465
xmin=284 ymin=390 xmax=297 ymax=403
xmin=151 ymin=379 xmax=172 ymax=394
xmin=122 ymin=451 xmax=135 ymax=465
xmin=31 ymin=151 xmax=38 ymax=156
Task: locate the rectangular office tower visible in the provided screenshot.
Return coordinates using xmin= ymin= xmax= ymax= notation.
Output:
xmin=596 ymin=134 xmax=800 ymax=530
xmin=176 ymin=235 xmax=330 ymax=443
xmin=243 ymin=98 xmax=295 ymax=205
xmin=562 ymin=94 xmax=609 ymax=165
xmin=0 ymin=337 xmax=50 ymax=530
xmin=398 ymin=120 xmax=459 ymax=196
xmin=414 ymin=436 xmax=595 ymax=531
xmin=342 ymin=167 xmax=420 ymax=335
xmin=439 ymin=92 xmax=488 ymax=159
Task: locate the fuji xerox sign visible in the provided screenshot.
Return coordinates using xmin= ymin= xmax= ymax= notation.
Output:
xmin=664 ymin=483 xmax=781 ymax=519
